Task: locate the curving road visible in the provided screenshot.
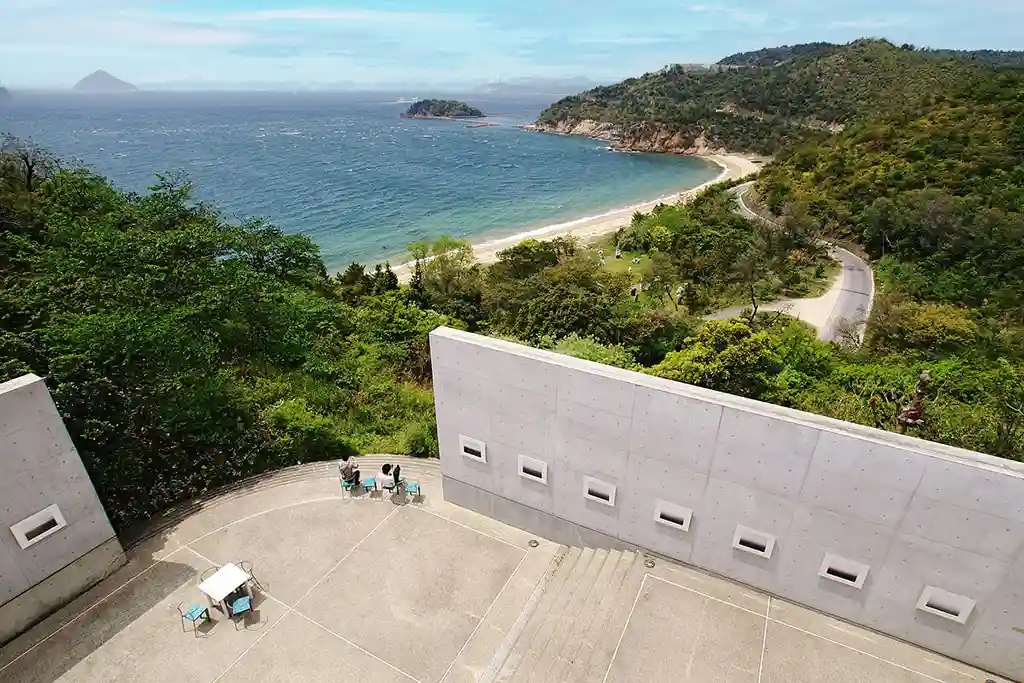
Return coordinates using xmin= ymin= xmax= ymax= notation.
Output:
xmin=711 ymin=183 xmax=874 ymax=342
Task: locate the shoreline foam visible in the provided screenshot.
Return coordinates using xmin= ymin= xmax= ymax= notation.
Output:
xmin=391 ymin=152 xmax=762 ymax=281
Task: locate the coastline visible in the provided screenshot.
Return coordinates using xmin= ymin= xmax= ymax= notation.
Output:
xmin=392 ymin=152 xmax=762 ymax=281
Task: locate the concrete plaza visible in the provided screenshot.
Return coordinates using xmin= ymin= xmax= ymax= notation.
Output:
xmin=0 ymin=456 xmax=1011 ymax=683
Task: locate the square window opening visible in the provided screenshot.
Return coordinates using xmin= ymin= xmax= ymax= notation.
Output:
xmin=732 ymin=525 xmax=776 ymax=559
xmin=583 ymin=476 xmax=616 ymax=507
xmin=459 ymin=435 xmax=487 ymax=463
xmin=518 ymin=455 xmax=549 ymax=485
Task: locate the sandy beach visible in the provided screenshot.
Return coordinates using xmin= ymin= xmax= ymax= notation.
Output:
xmin=393 ymin=153 xmax=763 ymax=281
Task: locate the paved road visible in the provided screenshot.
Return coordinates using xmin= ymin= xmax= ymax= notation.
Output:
xmin=712 ymin=183 xmax=874 ymax=342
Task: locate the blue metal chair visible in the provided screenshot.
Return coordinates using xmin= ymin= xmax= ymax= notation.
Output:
xmin=363 ymin=477 xmax=377 ymax=495
xmin=177 ymin=602 xmax=210 ymax=637
xmin=404 ymin=481 xmax=421 ymax=498
xmin=231 ymin=595 xmax=252 ymax=630
xmin=341 ymin=478 xmax=360 ymax=497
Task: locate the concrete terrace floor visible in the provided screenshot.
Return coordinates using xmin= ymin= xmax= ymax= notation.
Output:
xmin=0 ymin=455 xmax=1011 ymax=683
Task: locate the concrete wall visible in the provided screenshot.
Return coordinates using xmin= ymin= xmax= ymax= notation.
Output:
xmin=0 ymin=374 xmax=124 ymax=644
xmin=431 ymin=327 xmax=1024 ymax=680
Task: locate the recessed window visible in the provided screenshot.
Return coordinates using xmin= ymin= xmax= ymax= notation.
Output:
xmin=518 ymin=454 xmax=548 ymax=485
xmin=732 ymin=525 xmax=776 ymax=559
xmin=10 ymin=504 xmax=67 ymax=549
xmin=653 ymin=500 xmax=692 ymax=532
xmin=818 ymin=553 xmax=870 ymax=589
xmin=459 ymin=435 xmax=486 ymax=463
xmin=916 ymin=586 xmax=975 ymax=624
xmin=583 ymin=476 xmax=616 ymax=507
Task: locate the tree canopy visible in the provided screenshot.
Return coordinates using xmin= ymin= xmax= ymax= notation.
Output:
xmin=537 ymin=39 xmax=1003 ymax=154
xmin=405 ymin=99 xmax=484 ymax=117
xmin=0 ymin=146 xmax=445 ymax=530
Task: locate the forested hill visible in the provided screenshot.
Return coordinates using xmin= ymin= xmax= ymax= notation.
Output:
xmin=760 ymin=67 xmax=1024 ymax=319
xmin=718 ymin=43 xmax=1024 ymax=69
xmin=717 ymin=42 xmax=837 ymax=66
xmin=404 ymin=99 xmax=484 ymax=117
xmin=534 ymin=39 xmax=996 ymax=154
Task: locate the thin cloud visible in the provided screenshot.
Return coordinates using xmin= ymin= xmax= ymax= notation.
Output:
xmin=229 ymin=7 xmax=475 ymax=28
xmin=828 ymin=17 xmax=906 ymax=29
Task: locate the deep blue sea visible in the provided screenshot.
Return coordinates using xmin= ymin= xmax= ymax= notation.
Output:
xmin=1 ymin=92 xmax=718 ymax=272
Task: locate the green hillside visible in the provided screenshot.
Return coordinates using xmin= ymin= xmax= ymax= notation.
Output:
xmin=405 ymin=99 xmax=483 ymax=117
xmin=760 ymin=69 xmax=1024 ymax=318
xmin=537 ymin=40 xmax=992 ymax=154
xmin=718 ymin=43 xmax=1024 ymax=69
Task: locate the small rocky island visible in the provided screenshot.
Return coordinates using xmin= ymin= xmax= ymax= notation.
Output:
xmin=402 ymin=99 xmax=484 ymax=119
xmin=73 ymin=70 xmax=138 ymax=93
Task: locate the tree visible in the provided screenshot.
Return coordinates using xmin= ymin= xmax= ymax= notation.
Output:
xmin=647 ymin=321 xmax=782 ymax=398
xmin=991 ymin=359 xmax=1024 ymax=459
xmin=648 ymin=224 xmax=672 ymax=252
xmin=1 ymin=134 xmax=57 ymax=192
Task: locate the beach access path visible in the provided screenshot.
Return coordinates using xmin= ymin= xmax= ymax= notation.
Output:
xmin=393 ymin=153 xmax=763 ymax=281
xmin=705 ymin=182 xmax=875 ymax=343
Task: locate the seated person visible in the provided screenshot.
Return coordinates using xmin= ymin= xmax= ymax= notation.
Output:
xmin=340 ymin=454 xmax=360 ymax=485
xmin=378 ymin=463 xmax=403 ymax=490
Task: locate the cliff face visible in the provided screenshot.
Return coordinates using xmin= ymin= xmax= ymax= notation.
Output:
xmin=531 ymin=118 xmax=729 ymax=155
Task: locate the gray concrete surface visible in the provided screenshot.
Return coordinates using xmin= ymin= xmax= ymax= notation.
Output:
xmin=0 ymin=374 xmax=124 ymax=644
xmin=603 ymin=567 xmax=1014 ymax=683
xmin=1 ymin=454 xmax=1015 ymax=683
xmin=485 ymin=530 xmax=1010 ymax=683
xmin=0 ymin=456 xmax=560 ymax=683
xmin=432 ymin=327 xmax=1024 ymax=680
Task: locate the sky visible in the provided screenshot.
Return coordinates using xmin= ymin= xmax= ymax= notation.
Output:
xmin=1 ymin=0 xmax=1022 ymax=89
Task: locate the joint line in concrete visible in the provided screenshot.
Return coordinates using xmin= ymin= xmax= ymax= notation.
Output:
xmin=601 ymin=573 xmax=647 ymax=683
xmin=409 ymin=504 xmax=530 ymax=552
xmin=757 ymin=596 xmax=770 ymax=683
xmin=645 ymin=574 xmax=952 ymax=683
xmin=290 ymin=610 xmax=424 ymax=683
xmin=292 ymin=506 xmax=401 ymax=609
xmin=0 ymin=546 xmax=186 ymax=677
xmin=438 ymin=551 xmax=531 ymax=683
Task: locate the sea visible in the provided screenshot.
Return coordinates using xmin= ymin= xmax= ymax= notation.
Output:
xmin=0 ymin=91 xmax=719 ymax=272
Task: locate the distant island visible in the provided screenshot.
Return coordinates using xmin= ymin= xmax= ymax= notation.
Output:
xmin=73 ymin=70 xmax=138 ymax=93
xmin=402 ymin=99 xmax=484 ymax=119
xmin=0 ymin=86 xmax=10 ymax=100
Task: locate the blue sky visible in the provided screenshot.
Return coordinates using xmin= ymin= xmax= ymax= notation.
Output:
xmin=1 ymin=0 xmax=1022 ymax=88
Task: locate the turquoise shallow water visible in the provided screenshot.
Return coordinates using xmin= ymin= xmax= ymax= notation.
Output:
xmin=1 ymin=92 xmax=719 ymax=272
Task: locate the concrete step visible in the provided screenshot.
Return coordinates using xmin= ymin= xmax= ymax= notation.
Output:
xmin=525 ymin=548 xmax=611 ymax=683
xmin=561 ymin=551 xmax=637 ymax=683
xmin=580 ymin=552 xmax=646 ymax=683
xmin=549 ymin=549 xmax=628 ymax=683
xmin=510 ymin=548 xmax=600 ymax=683
xmin=493 ymin=547 xmax=585 ymax=683
xmin=477 ymin=546 xmax=571 ymax=683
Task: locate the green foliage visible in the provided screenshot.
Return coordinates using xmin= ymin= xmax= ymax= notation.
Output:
xmin=867 ymin=297 xmax=980 ymax=356
xmin=718 ymin=43 xmax=1024 ymax=69
xmin=647 ymin=320 xmax=781 ymax=398
xmin=405 ymin=99 xmax=484 ymax=117
xmin=552 ymin=334 xmax=638 ymax=370
xmin=538 ymin=39 xmax=995 ymax=154
xmin=760 ymin=67 xmax=1024 ymax=319
xmin=264 ymin=398 xmax=356 ymax=461
xmin=0 ymin=149 xmax=445 ymax=529
xmin=648 ymin=225 xmax=672 ymax=252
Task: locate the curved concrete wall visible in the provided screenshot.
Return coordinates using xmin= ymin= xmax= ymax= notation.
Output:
xmin=430 ymin=327 xmax=1024 ymax=681
xmin=0 ymin=374 xmax=124 ymax=644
